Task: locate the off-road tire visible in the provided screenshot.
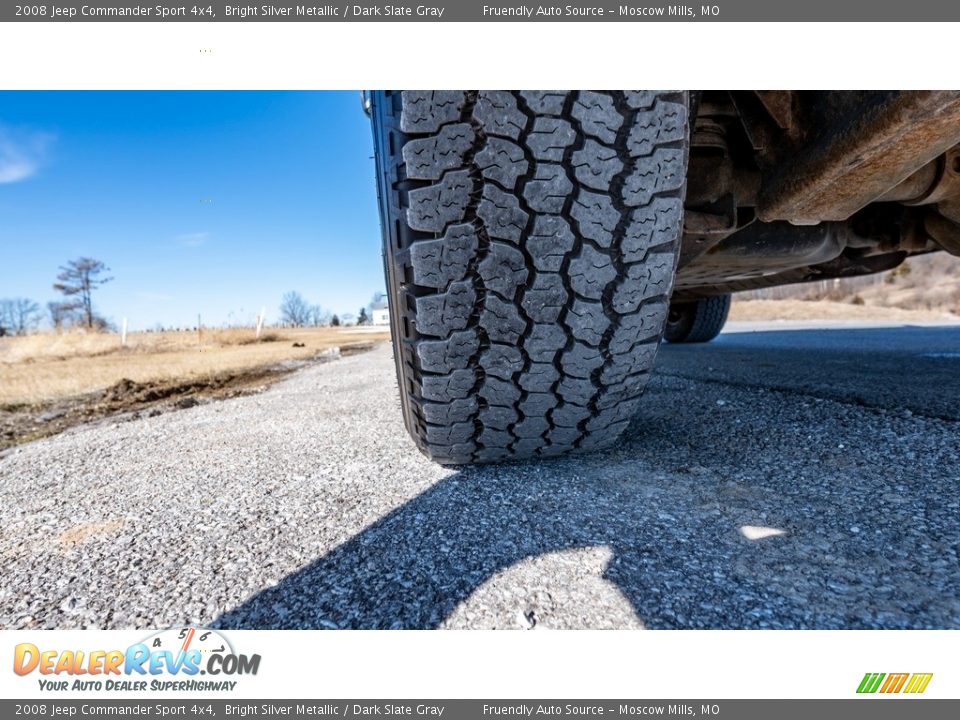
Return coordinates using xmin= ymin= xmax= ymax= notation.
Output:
xmin=664 ymin=294 xmax=731 ymax=344
xmin=371 ymin=91 xmax=689 ymax=464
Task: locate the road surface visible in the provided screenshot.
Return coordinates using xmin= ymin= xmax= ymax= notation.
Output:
xmin=1 ymin=321 xmax=958 ymax=629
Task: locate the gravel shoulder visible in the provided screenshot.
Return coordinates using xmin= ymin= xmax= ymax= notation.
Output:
xmin=1 ymin=325 xmax=958 ymax=630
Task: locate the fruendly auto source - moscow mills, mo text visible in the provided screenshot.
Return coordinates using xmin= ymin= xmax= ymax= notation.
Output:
xmin=481 ymin=5 xmax=713 ymax=17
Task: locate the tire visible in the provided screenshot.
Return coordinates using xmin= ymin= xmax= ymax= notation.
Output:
xmin=371 ymin=91 xmax=689 ymax=464
xmin=664 ymin=294 xmax=731 ymax=344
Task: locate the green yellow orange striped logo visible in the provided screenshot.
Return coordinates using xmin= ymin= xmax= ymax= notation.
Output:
xmin=857 ymin=672 xmax=933 ymax=694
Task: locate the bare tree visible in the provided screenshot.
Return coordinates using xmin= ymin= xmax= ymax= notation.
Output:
xmin=0 ymin=298 xmax=42 ymax=336
xmin=310 ymin=304 xmax=331 ymax=327
xmin=47 ymin=300 xmax=78 ymax=331
xmin=52 ymin=257 xmax=113 ymax=330
xmin=0 ymin=300 xmax=10 ymax=336
xmin=279 ymin=291 xmax=312 ymax=327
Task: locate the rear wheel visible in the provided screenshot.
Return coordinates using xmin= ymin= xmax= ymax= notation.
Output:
xmin=664 ymin=294 xmax=731 ymax=344
xmin=371 ymin=90 xmax=689 ymax=464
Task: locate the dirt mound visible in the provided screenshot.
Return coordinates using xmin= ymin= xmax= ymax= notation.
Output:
xmin=0 ymin=345 xmax=372 ymax=452
xmin=102 ymin=378 xmax=140 ymax=402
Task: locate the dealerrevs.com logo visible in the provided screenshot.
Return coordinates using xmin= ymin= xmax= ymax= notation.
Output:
xmin=13 ymin=627 xmax=260 ymax=692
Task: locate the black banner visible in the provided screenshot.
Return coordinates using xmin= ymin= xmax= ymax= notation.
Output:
xmin=3 ymin=1 xmax=960 ymax=22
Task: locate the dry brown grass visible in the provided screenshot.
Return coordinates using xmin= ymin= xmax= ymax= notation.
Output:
xmin=0 ymin=326 xmax=389 ymax=406
xmin=738 ymin=252 xmax=960 ymax=313
xmin=731 ymin=252 xmax=960 ymax=323
xmin=729 ymin=299 xmax=959 ymax=323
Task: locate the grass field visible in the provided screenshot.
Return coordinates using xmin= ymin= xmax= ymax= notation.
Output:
xmin=731 ymin=252 xmax=960 ymax=324
xmin=729 ymin=299 xmax=960 ymax=323
xmin=737 ymin=252 xmax=960 ymax=312
xmin=0 ymin=326 xmax=390 ymax=406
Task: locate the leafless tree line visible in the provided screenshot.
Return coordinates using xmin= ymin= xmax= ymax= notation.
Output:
xmin=279 ymin=291 xmax=335 ymax=327
xmin=279 ymin=291 xmax=384 ymax=328
xmin=0 ymin=257 xmax=112 ymax=336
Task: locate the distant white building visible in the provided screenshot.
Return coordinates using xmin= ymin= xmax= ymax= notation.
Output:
xmin=371 ymin=296 xmax=390 ymax=326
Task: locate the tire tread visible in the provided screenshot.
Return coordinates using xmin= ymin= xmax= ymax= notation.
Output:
xmin=373 ymin=90 xmax=688 ymax=464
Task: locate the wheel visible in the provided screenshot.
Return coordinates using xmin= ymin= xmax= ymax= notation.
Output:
xmin=371 ymin=91 xmax=689 ymax=464
xmin=664 ymin=294 xmax=731 ymax=344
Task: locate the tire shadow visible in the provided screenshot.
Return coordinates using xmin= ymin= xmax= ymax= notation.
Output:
xmin=213 ymin=326 xmax=960 ymax=630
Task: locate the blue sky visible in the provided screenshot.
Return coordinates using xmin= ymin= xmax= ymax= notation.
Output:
xmin=0 ymin=91 xmax=384 ymax=330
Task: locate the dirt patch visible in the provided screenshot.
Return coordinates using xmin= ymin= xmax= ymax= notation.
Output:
xmin=0 ymin=343 xmax=377 ymax=451
xmin=58 ymin=521 xmax=125 ymax=549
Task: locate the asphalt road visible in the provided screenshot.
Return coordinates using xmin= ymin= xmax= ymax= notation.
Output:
xmin=1 ymin=321 xmax=958 ymax=630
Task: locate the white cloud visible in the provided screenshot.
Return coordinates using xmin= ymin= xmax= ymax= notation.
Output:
xmin=177 ymin=232 xmax=211 ymax=247
xmin=0 ymin=125 xmax=55 ymax=184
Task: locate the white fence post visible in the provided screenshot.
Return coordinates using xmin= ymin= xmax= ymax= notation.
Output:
xmin=256 ymin=306 xmax=266 ymax=339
